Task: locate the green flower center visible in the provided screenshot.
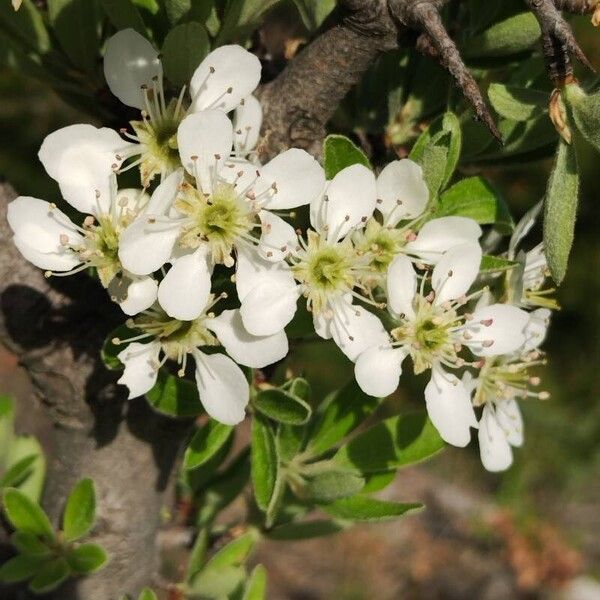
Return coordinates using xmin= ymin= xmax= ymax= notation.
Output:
xmin=176 ymin=183 xmax=255 ymax=264
xmin=353 ymin=219 xmax=406 ymax=275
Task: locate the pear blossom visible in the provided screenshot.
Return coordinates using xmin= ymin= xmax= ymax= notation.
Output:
xmin=355 ymin=243 xmax=531 ymax=446
xmin=352 ymin=160 xmax=482 ymax=281
xmin=239 ymin=163 xmax=390 ymax=361
xmin=6 ymin=125 xmax=160 ymax=315
xmin=115 ymin=291 xmax=287 ymax=425
xmin=117 ymin=110 xmax=324 ymax=322
xmin=468 ymin=308 xmax=551 ymax=471
xmin=103 ymin=29 xmax=262 ymax=185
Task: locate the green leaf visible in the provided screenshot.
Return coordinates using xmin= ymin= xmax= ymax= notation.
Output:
xmin=480 ymin=255 xmax=518 ymax=273
xmin=204 ymin=530 xmax=258 ymax=570
xmin=0 ymin=0 xmax=50 ymax=54
xmin=138 ymin=588 xmax=159 ymax=600
xmin=62 ymin=478 xmax=96 ymax=542
xmin=437 ymin=176 xmax=513 ymax=232
xmin=360 ymin=472 xmax=395 ymax=494
xmin=184 ymin=420 xmax=234 ymax=471
xmin=292 ymin=0 xmax=335 ymax=31
xmin=301 ymin=468 xmax=365 ymax=502
xmin=266 ymin=519 xmax=345 ymax=541
xmin=3 ymin=488 xmax=55 ymax=541
xmin=243 ymin=564 xmax=267 ymax=600
xmin=322 ymin=496 xmax=422 ymax=522
xmin=251 ymin=414 xmax=278 ymax=511
xmin=47 ymin=0 xmax=101 ymax=74
xmin=323 ymin=134 xmax=372 ymax=179
xmin=66 ymin=543 xmax=108 ymax=574
xmin=564 ymin=84 xmax=600 ymax=154
xmin=189 ymin=565 xmax=245 ymax=598
xmin=334 ymin=412 xmax=445 ymax=473
xmin=98 ymin=0 xmax=146 ymax=35
xmin=185 ymin=528 xmax=208 ymax=580
xmin=11 ymin=531 xmax=51 ymax=558
xmin=164 ymin=0 xmax=214 ymax=24
xmin=543 ymin=139 xmax=579 ymax=284
xmin=281 ymin=377 xmax=311 ymax=402
xmin=462 ymin=13 xmax=540 ymax=58
xmin=409 ymin=112 xmax=461 ymax=197
xmin=162 ymin=22 xmax=210 ymax=87
xmin=0 ymin=395 xmax=15 ymax=467
xmin=216 ymin=0 xmax=279 ymax=44
xmin=253 ymin=389 xmax=312 ymax=426
xmin=488 ymin=83 xmax=547 ymax=122
xmin=28 ymin=558 xmax=70 ymax=594
xmin=101 ymin=325 xmax=132 ymax=370
xmin=146 ymin=369 xmax=204 ymax=418
xmin=0 ymin=554 xmax=41 ymax=583
xmin=0 ymin=455 xmax=36 ymax=489
xmin=307 ymin=380 xmax=380 ymax=457
xmin=4 ymin=435 xmax=46 ymax=502
xmin=276 ymin=423 xmax=305 ymax=462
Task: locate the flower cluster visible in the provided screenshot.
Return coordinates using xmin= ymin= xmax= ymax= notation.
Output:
xmin=7 ymin=30 xmax=556 ymax=471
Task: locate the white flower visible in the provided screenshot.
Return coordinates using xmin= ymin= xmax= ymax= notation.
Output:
xmin=103 ymin=29 xmax=263 ymax=185
xmin=115 ymin=283 xmax=287 ymax=424
xmin=478 ymin=400 xmax=523 ymax=472
xmin=7 ymin=126 xmax=158 ymax=315
xmin=355 ymin=244 xmax=531 ymax=446
xmin=239 ymin=163 xmax=389 ymax=361
xmin=118 ymin=111 xmax=324 ymax=322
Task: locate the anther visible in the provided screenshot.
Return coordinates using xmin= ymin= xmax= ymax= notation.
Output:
xmin=59 ymin=234 xmax=69 ymax=246
xmin=480 ymin=318 xmax=494 ymax=327
xmin=482 ymin=340 xmax=494 ymax=348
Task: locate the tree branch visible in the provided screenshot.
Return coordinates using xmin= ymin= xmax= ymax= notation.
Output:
xmin=0 ymin=182 xmax=192 ymax=600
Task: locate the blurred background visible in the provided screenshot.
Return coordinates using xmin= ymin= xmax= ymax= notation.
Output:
xmin=0 ymin=2 xmax=599 ymax=599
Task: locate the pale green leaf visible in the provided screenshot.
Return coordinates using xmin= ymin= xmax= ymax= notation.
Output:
xmin=62 ymin=478 xmax=96 ymax=542
xmin=3 ymin=488 xmax=55 ymax=541
xmin=66 ymin=543 xmax=108 ymax=574
xmin=323 ymin=134 xmax=371 ymax=179
xmin=253 ymin=388 xmax=312 ymax=426
xmin=184 ymin=420 xmax=233 ymax=471
xmin=28 ymin=558 xmax=70 ymax=594
xmin=322 ymin=496 xmax=422 ymax=521
xmin=488 ymin=83 xmax=547 ymax=122
xmin=251 ymin=414 xmax=278 ymax=511
xmin=243 ymin=564 xmax=267 ymax=600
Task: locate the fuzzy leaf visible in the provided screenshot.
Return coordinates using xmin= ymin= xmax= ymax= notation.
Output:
xmin=0 ymin=554 xmax=41 ymax=583
xmin=324 ymin=134 xmax=372 ymax=179
xmin=184 ymin=420 xmax=233 ymax=471
xmin=146 ymin=369 xmax=204 ymax=418
xmin=243 ymin=564 xmax=267 ymax=600
xmin=4 ymin=435 xmax=46 ymax=502
xmin=488 ymin=83 xmax=547 ymax=122
xmin=11 ymin=531 xmax=51 ymax=558
xmin=162 ymin=22 xmax=210 ymax=87
xmin=138 ymin=588 xmax=158 ymax=600
xmin=322 ymin=496 xmax=422 ymax=521
xmin=2 ymin=488 xmax=55 ymax=541
xmin=437 ymin=176 xmax=513 ymax=231
xmin=204 ymin=530 xmax=258 ymax=570
xmin=66 ymin=543 xmax=108 ymax=574
xmin=543 ymin=140 xmax=579 ymax=284
xmin=28 ymin=558 xmax=70 ymax=594
xmin=253 ymin=388 xmax=312 ymax=426
xmin=164 ymin=0 xmax=214 ymax=24
xmin=189 ymin=565 xmax=245 ymax=598
xmin=301 ymin=468 xmax=365 ymax=502
xmin=334 ymin=412 xmax=445 ymax=473
xmin=565 ymin=84 xmax=600 ymax=154
xmin=480 ymin=255 xmax=518 ymax=273
xmin=251 ymin=414 xmax=278 ymax=511
xmin=62 ymin=478 xmax=96 ymax=542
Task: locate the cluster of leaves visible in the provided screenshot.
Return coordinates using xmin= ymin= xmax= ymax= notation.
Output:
xmin=0 ymin=395 xmax=45 ymax=502
xmin=0 ymin=479 xmax=107 ymax=594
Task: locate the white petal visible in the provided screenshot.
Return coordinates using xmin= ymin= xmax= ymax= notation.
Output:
xmin=117 ymin=341 xmax=161 ymax=399
xmin=158 ymin=247 xmax=212 ymax=321
xmin=177 ymin=110 xmax=233 ymax=193
xmin=406 ymin=217 xmax=482 ymax=264
xmin=146 ymin=169 xmax=183 ymax=214
xmin=39 ymin=125 xmax=126 ymax=215
xmin=235 ymin=245 xmax=296 ymax=301
xmin=103 ymin=29 xmax=162 ymax=109
xmin=466 ymin=304 xmax=530 ymax=357
xmin=258 ymin=210 xmax=298 ymax=262
xmin=116 ymin=188 xmax=150 ymax=213
xmin=508 ymin=200 xmax=542 ymax=258
xmin=522 ymin=307 xmax=551 ymax=352
xmin=189 ymin=45 xmax=261 ymax=114
xmin=329 ymin=300 xmax=389 ymax=361
xmin=13 ymin=235 xmax=80 ymax=271
xmin=118 ymin=217 xmax=179 ymax=276
xmin=432 ymin=243 xmax=482 ymax=305
xmin=425 ymin=365 xmax=477 ymax=447
xmin=233 ymin=94 xmax=262 ymax=155
xmin=7 ymin=196 xmax=82 ymax=253
xmin=255 ymin=148 xmax=326 ymax=211
xmin=313 ymin=311 xmax=332 ymax=339
xmin=324 ymin=164 xmax=377 ymax=242
xmin=386 ymin=254 xmax=417 ymax=319
xmin=118 ymin=276 xmax=158 ymax=316
xmin=355 ymin=345 xmax=406 ymax=397
xmin=478 ymin=404 xmax=513 ymax=472
xmin=207 ymin=309 xmax=288 ymax=368
xmin=376 ymin=159 xmax=428 ymax=226
xmin=495 ymin=399 xmax=524 ymax=447
xmin=194 ymin=351 xmax=249 ymax=425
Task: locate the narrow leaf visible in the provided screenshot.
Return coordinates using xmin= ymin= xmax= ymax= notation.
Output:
xmin=251 ymin=414 xmax=278 ymax=511
xmin=322 ymin=496 xmax=422 ymax=522
xmin=28 ymin=558 xmax=70 ymax=594
xmin=0 ymin=554 xmax=41 ymax=583
xmin=183 ymin=420 xmax=233 ymax=471
xmin=204 ymin=530 xmax=258 ymax=570
xmin=161 ymin=22 xmax=210 ymax=87
xmin=253 ymin=389 xmax=312 ymax=426
xmin=543 ymin=139 xmax=579 ymax=284
xmin=66 ymin=543 xmax=108 ymax=574
xmin=480 ymin=255 xmax=518 ymax=273
xmin=243 ymin=564 xmax=267 ymax=600
xmin=62 ymin=478 xmax=96 ymax=542
xmin=3 ymin=488 xmax=55 ymax=541
xmin=99 ymin=0 xmax=146 ymax=35
xmin=488 ymin=83 xmax=547 ymax=122
xmin=323 ymin=134 xmax=371 ymax=179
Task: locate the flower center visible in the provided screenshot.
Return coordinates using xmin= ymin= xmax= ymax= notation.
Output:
xmin=391 ymin=296 xmax=459 ymax=374
xmin=353 ymin=219 xmax=406 ymax=275
xmin=292 ymin=231 xmax=359 ymax=314
xmin=176 ymin=183 xmax=255 ymax=264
